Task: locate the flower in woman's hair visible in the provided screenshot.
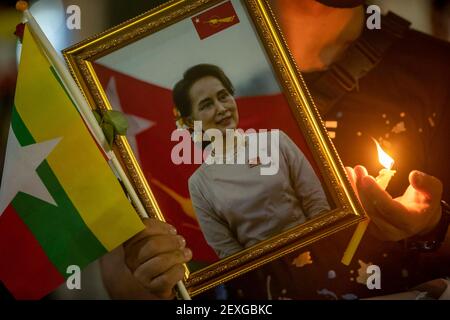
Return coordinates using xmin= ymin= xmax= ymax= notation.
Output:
xmin=173 ymin=107 xmax=188 ymax=130
xmin=176 ymin=118 xmax=189 ymax=130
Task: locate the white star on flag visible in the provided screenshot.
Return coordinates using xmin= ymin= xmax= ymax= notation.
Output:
xmin=195 ymin=18 xmax=200 ymax=23
xmin=105 ymin=77 xmax=155 ymax=160
xmin=0 ymin=126 xmax=61 ymax=216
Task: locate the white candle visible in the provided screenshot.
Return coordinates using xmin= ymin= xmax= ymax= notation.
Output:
xmin=375 ymin=168 xmax=396 ymax=190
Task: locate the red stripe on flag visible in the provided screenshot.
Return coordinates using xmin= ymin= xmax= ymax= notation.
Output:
xmin=0 ymin=204 xmax=65 ymax=299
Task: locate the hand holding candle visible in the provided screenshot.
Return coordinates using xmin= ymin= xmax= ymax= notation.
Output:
xmin=341 ymin=139 xmax=396 ymax=266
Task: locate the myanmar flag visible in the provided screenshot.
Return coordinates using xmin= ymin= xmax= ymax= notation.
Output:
xmin=0 ymin=26 xmax=144 ymax=299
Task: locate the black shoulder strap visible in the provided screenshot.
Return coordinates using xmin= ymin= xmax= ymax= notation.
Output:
xmin=307 ymin=12 xmax=411 ymax=115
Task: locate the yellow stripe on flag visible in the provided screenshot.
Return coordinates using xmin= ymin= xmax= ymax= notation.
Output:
xmin=14 ymin=27 xmax=143 ymax=250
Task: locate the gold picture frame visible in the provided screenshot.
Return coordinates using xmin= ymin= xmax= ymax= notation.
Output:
xmin=63 ymin=0 xmax=365 ymax=296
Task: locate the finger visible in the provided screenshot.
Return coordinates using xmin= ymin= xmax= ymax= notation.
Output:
xmin=125 ymin=218 xmax=177 ymax=246
xmin=354 ymin=165 xmax=369 ymax=183
xmin=345 ymin=167 xmax=357 ymax=189
xmin=125 ymin=234 xmax=187 ymax=271
xmin=147 ymin=264 xmax=186 ymax=299
xmin=359 ymin=175 xmax=411 ymax=231
xmin=133 ymin=248 xmax=192 ymax=283
xmin=407 ymin=171 xmax=443 ymax=234
xmin=360 ymin=175 xmax=393 ymax=204
xmin=409 ymin=171 xmax=443 ymax=201
xmin=355 ymin=169 xmax=377 ymax=213
xmin=142 ymin=218 xmax=178 ymax=236
xmin=345 ymin=167 xmax=356 ymax=182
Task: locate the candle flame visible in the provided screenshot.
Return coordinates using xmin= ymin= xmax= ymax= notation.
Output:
xmin=372 ymin=138 xmax=394 ymax=169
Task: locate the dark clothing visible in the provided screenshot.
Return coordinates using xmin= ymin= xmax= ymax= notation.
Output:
xmin=222 ymin=13 xmax=450 ymax=300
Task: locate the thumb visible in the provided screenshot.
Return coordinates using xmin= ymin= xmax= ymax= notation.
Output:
xmin=409 ymin=170 xmax=443 ymax=201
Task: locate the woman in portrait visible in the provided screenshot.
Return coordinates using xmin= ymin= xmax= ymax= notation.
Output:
xmin=173 ymin=64 xmax=330 ymax=259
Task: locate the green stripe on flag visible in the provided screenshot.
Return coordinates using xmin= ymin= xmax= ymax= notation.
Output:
xmin=11 ymin=108 xmax=107 ymax=276
xmin=11 ymin=106 xmax=34 ymax=146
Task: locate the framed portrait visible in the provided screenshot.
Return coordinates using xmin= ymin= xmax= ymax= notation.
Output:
xmin=63 ymin=0 xmax=365 ymax=296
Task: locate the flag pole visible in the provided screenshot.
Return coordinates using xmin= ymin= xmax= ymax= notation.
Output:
xmin=17 ymin=1 xmax=191 ymax=300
